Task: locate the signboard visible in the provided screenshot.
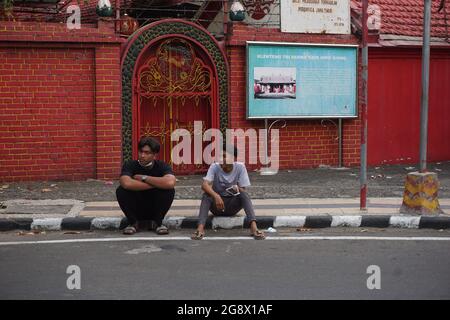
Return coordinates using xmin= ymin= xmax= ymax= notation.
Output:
xmin=247 ymin=42 xmax=358 ymax=119
xmin=280 ymin=0 xmax=351 ymax=34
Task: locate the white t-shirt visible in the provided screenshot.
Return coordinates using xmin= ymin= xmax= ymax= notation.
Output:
xmin=203 ymin=162 xmax=251 ymax=196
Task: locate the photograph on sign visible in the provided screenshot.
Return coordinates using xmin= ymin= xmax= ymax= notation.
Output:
xmin=247 ymin=42 xmax=357 ymax=119
xmin=280 ymin=0 xmax=351 ymax=34
xmin=254 ymin=67 xmax=297 ymax=99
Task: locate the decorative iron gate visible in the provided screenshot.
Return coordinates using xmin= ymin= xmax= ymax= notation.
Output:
xmin=135 ymin=38 xmax=217 ymax=174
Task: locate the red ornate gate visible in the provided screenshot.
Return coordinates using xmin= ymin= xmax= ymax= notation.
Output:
xmin=134 ymin=37 xmax=218 ymax=174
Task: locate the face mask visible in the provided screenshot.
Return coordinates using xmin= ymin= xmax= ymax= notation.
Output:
xmin=138 ymin=160 xmax=153 ymax=167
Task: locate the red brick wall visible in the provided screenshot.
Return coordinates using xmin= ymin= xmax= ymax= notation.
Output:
xmin=0 ymin=47 xmax=96 ymax=181
xmin=226 ymin=23 xmax=362 ymax=170
xmin=0 ymin=19 xmax=362 ymax=181
xmin=94 ymin=44 xmax=123 ymax=181
xmin=0 ymin=20 xmax=124 ymax=182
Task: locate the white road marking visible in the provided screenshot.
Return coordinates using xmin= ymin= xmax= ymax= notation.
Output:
xmin=0 ymin=236 xmax=450 ymax=246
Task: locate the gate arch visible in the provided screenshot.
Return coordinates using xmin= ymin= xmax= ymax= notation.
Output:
xmin=121 ymin=19 xmax=229 ymax=170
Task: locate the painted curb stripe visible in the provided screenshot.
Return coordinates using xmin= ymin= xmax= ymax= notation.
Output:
xmin=163 ymin=216 xmax=185 ymax=229
xmin=304 ymin=216 xmax=333 ymax=228
xmin=61 ymin=217 xmax=93 ymax=231
xmin=212 ymin=216 xmax=245 ymax=229
xmin=1 ymin=236 xmax=450 ymax=246
xmin=91 ymin=217 xmax=123 ymax=230
xmin=331 ymin=215 xmax=362 ymax=227
xmin=1 ymin=216 xmax=450 ymax=231
xmin=360 ymin=215 xmax=391 ymax=228
xmin=389 ymin=216 xmax=421 ymax=229
xmin=419 ymin=216 xmax=450 ymax=229
xmin=31 ymin=218 xmax=62 ymax=231
xmin=244 ymin=216 xmax=274 ymax=229
xmin=0 ymin=219 xmax=33 ymax=231
xmin=273 ymin=216 xmax=306 ymax=228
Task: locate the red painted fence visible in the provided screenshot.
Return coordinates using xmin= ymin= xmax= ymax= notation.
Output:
xmin=368 ymin=47 xmax=450 ymax=166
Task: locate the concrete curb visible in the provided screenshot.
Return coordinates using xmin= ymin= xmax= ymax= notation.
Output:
xmin=1 ymin=215 xmax=450 ymax=231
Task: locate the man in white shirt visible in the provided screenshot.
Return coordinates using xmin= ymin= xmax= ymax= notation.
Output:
xmin=191 ymin=145 xmax=265 ymax=240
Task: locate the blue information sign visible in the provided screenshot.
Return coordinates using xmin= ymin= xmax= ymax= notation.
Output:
xmin=247 ymin=42 xmax=358 ymax=119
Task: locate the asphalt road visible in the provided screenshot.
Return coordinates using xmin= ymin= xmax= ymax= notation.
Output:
xmin=0 ymin=228 xmax=449 ymax=300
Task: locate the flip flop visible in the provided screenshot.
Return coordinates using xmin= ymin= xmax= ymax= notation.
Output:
xmin=251 ymin=230 xmax=266 ymax=240
xmin=123 ymin=225 xmax=137 ymax=235
xmin=191 ymin=230 xmax=204 ymax=240
xmin=156 ymin=225 xmax=169 ymax=235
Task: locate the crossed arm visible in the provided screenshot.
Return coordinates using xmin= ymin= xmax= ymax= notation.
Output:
xmin=119 ymin=174 xmax=176 ymax=191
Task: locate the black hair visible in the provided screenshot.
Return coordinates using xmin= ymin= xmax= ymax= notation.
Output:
xmin=223 ymin=143 xmax=238 ymax=158
xmin=138 ymin=137 xmax=160 ymax=154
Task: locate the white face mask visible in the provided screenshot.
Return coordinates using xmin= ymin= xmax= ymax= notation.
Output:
xmin=138 ymin=160 xmax=153 ymax=167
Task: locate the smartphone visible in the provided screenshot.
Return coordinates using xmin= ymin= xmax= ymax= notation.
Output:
xmin=226 ymin=186 xmax=240 ymax=196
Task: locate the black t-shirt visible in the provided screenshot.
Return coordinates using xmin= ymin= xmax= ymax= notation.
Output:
xmin=120 ymin=160 xmax=174 ymax=178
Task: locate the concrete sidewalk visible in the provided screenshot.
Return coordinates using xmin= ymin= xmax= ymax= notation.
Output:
xmin=1 ymin=197 xmax=449 ymax=231
xmin=1 ymin=161 xmax=449 ymax=201
xmin=79 ymin=197 xmax=450 ymax=217
xmin=1 ymin=161 xmax=449 ymax=231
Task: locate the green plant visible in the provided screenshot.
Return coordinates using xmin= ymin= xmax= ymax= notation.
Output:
xmin=1 ymin=0 xmax=14 ymax=19
xmin=2 ymin=0 xmax=14 ymax=10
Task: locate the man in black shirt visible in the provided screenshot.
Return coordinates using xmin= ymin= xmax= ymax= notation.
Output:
xmin=116 ymin=137 xmax=176 ymax=235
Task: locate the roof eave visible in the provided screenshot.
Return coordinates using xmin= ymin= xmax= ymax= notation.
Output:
xmin=377 ymin=34 xmax=450 ymax=48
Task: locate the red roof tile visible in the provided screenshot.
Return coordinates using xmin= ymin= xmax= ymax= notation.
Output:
xmin=351 ymin=0 xmax=450 ymax=39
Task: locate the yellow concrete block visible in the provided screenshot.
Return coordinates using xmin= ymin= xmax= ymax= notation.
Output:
xmin=400 ymin=171 xmax=442 ymax=214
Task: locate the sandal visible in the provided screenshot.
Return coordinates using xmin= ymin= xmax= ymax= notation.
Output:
xmin=156 ymin=225 xmax=169 ymax=235
xmin=123 ymin=225 xmax=137 ymax=235
xmin=191 ymin=230 xmax=205 ymax=240
xmin=251 ymin=230 xmax=266 ymax=240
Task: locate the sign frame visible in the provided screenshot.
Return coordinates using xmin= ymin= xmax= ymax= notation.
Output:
xmin=246 ymin=41 xmax=359 ymax=120
xmin=280 ymin=0 xmax=351 ymax=35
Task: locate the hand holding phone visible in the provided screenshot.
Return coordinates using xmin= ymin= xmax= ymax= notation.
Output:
xmin=226 ymin=185 xmax=240 ymax=196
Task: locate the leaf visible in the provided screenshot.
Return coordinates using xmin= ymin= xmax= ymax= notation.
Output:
xmin=63 ymin=231 xmax=81 ymax=235
xmin=17 ymin=231 xmax=45 ymax=236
